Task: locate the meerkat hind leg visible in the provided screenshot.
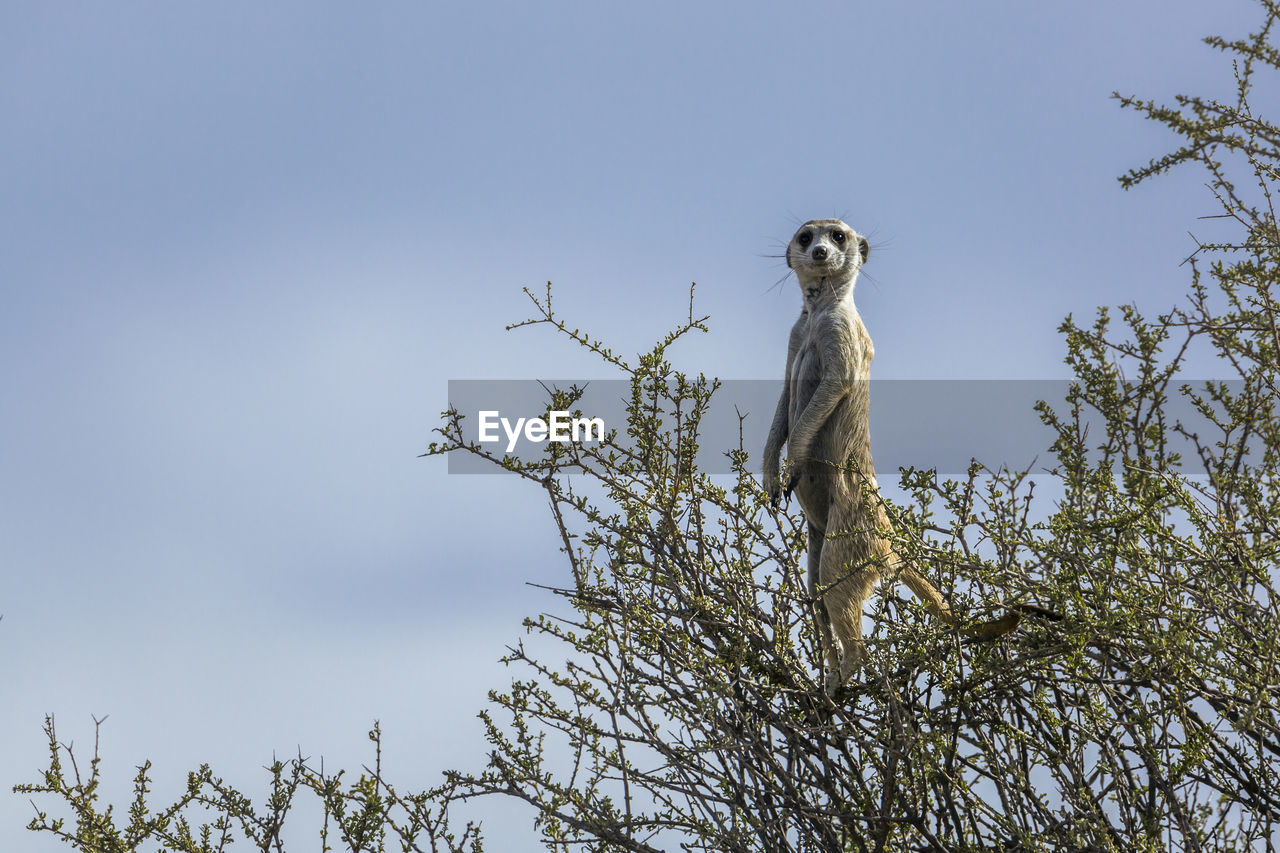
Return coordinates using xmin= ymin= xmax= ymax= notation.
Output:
xmin=824 ymin=567 xmax=878 ymax=693
xmin=818 ymin=531 xmax=881 ymax=694
xmin=806 ymin=524 xmax=841 ymax=692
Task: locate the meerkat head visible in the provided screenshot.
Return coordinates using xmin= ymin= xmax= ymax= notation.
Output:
xmin=786 ymin=219 xmax=869 ymax=294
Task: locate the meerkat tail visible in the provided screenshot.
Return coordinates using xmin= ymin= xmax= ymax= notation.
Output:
xmin=1014 ymin=602 xmax=1064 ymax=621
xmin=899 ymin=563 xmax=1063 ymax=642
xmin=960 ymin=611 xmax=1023 ymax=641
xmin=897 ymin=564 xmax=957 ymax=625
xmin=961 ymin=602 xmax=1064 ymax=642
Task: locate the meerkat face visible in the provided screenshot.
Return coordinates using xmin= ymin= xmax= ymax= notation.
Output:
xmin=786 ymin=219 xmax=870 ymax=282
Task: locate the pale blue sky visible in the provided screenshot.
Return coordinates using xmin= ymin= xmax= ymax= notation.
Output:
xmin=2 ymin=2 xmax=1262 ymax=848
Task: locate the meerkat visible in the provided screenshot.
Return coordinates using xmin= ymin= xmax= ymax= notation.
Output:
xmin=762 ymin=219 xmax=1029 ymax=695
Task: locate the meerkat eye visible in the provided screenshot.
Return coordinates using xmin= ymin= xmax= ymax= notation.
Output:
xmin=831 ymin=231 xmax=846 ymax=245
xmin=797 ymin=231 xmax=813 ymax=249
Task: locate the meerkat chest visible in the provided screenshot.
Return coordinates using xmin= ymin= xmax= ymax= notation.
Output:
xmin=792 ymin=307 xmax=874 ymax=386
xmin=790 ymin=324 xmax=824 ymax=394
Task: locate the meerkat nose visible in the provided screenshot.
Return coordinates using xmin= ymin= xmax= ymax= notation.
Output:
xmin=812 ymin=246 xmax=828 ymax=261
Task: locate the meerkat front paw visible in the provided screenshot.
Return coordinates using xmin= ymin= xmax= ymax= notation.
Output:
xmin=765 ymin=461 xmax=801 ymax=508
xmin=782 ymin=460 xmax=802 ymax=500
xmin=762 ymin=462 xmax=783 ymax=507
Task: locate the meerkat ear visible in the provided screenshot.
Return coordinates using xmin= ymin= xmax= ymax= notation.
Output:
xmin=858 ymin=236 xmax=870 ymax=263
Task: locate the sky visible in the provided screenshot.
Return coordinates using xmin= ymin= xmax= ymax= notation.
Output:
xmin=1 ymin=1 xmax=1267 ymax=849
